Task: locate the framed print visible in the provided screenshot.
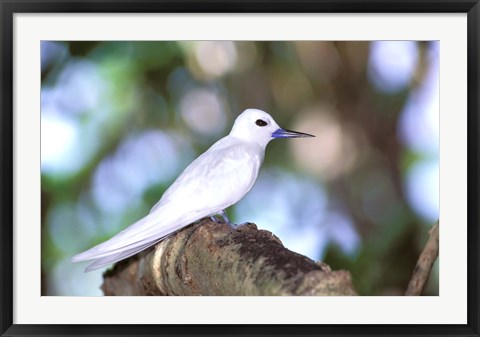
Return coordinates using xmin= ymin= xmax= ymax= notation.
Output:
xmin=1 ymin=1 xmax=479 ymax=336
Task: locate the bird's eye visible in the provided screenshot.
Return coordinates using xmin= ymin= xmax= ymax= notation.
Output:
xmin=255 ymin=119 xmax=268 ymax=127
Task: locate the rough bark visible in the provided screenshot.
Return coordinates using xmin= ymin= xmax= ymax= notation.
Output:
xmin=405 ymin=221 xmax=439 ymax=296
xmin=101 ymin=219 xmax=357 ymax=296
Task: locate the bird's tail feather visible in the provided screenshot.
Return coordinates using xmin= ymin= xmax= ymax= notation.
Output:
xmin=84 ymin=238 xmax=162 ymax=272
xmin=71 ymin=207 xmax=199 ymax=272
xmin=71 ymin=205 xmax=216 ymax=272
xmin=71 ymin=210 xmax=181 ymax=262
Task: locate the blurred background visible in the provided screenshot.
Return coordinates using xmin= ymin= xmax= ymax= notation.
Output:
xmin=41 ymin=41 xmax=439 ymax=296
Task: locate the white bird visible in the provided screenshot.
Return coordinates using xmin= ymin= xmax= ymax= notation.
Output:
xmin=71 ymin=108 xmax=314 ymax=272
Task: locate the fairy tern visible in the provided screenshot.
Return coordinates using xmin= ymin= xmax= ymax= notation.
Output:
xmin=71 ymin=108 xmax=314 ymax=271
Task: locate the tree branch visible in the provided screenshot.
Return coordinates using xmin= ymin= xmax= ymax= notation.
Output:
xmin=405 ymin=221 xmax=439 ymax=296
xmin=101 ymin=219 xmax=357 ymax=296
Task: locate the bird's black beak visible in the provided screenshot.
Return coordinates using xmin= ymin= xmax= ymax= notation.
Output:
xmin=271 ymin=128 xmax=315 ymax=139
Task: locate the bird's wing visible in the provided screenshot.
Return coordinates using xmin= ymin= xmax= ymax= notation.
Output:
xmin=150 ymin=138 xmax=262 ymax=214
xmin=71 ymin=139 xmax=262 ymax=271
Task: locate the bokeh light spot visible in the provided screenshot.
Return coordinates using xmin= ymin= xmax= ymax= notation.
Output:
xmin=290 ymin=107 xmax=359 ymax=181
xmin=41 ymin=110 xmax=78 ymax=174
xmin=405 ymin=159 xmax=439 ymax=222
xmin=368 ymin=41 xmax=418 ymax=93
xmin=91 ymin=130 xmax=183 ymax=214
xmin=193 ymin=41 xmax=237 ymax=78
xmin=179 ymin=88 xmax=227 ymax=136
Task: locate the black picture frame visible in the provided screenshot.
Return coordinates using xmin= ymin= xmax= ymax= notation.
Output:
xmin=1 ymin=1 xmax=478 ymax=336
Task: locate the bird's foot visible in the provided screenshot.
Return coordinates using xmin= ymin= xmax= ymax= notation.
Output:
xmin=210 ymin=215 xmax=222 ymax=224
xmin=211 ymin=210 xmax=247 ymax=229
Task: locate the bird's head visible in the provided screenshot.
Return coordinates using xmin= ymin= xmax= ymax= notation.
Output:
xmin=229 ymin=108 xmax=314 ymax=148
